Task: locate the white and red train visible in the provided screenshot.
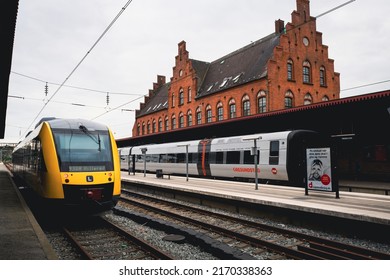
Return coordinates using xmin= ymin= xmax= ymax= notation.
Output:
xmin=119 ymin=130 xmax=324 ymax=186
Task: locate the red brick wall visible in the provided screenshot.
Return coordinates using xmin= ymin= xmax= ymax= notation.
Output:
xmin=132 ymin=0 xmax=340 ymax=137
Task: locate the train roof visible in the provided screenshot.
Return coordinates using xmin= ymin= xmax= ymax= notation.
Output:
xmin=13 ymin=118 xmax=109 ymax=152
xmin=45 ymin=118 xmax=108 ymax=131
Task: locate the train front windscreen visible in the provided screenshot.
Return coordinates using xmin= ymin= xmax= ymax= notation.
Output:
xmin=52 ymin=129 xmax=113 ymax=172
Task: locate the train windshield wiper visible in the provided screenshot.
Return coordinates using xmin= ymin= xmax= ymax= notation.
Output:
xmin=79 ymin=124 xmax=101 ymax=151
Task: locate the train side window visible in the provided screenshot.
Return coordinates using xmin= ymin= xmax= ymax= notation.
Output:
xmin=216 ymin=152 xmax=224 ymax=164
xmin=184 ymin=153 xmax=193 ymax=163
xmin=159 ymin=154 xmax=168 ymax=163
xmin=177 ymin=153 xmax=186 ymax=163
xmin=269 ymin=141 xmax=279 ymax=165
xmin=226 ymin=151 xmax=240 ymax=164
xmin=191 ymin=153 xmax=198 ymax=163
xmin=209 ymin=152 xmax=216 ymax=164
xmin=150 ymin=154 xmax=159 ymax=163
xmin=167 ymin=153 xmax=177 ymax=163
xmin=136 ymin=155 xmax=143 ymax=162
xmin=244 ymin=150 xmax=257 ymax=164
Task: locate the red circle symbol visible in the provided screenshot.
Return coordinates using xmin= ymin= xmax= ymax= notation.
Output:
xmin=272 ymin=168 xmax=277 ymax=174
xmin=321 ymin=174 xmax=331 ymax=185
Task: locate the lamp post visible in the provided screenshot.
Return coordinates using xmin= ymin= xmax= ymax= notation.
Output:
xmin=177 ymin=143 xmax=190 ymax=181
xmin=243 ymin=135 xmax=262 ymax=190
xmin=141 ymin=147 xmax=147 ymax=177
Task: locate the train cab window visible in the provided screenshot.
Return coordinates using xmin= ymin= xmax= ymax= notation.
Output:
xmin=53 ymin=130 xmax=113 ymax=171
xmin=244 ymin=150 xmax=257 ymax=164
xmin=269 ymin=141 xmax=280 ymax=165
xmin=226 ymin=151 xmax=240 ymax=164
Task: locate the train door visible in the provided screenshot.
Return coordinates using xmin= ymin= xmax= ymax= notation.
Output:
xmin=286 ymin=130 xmax=324 ymax=185
xmin=197 ymin=139 xmax=212 ymax=176
xmin=269 ymin=140 xmax=280 ymax=165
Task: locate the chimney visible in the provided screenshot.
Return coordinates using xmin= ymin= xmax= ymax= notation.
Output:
xmin=275 ymin=19 xmax=285 ymax=34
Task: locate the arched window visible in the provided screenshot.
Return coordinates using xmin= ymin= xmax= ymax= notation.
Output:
xmin=158 ymin=118 xmax=162 ymax=132
xmin=322 ymin=95 xmax=329 ymax=102
xmin=304 ymin=93 xmax=312 ymax=105
xmin=164 ymin=117 xmax=169 ymax=131
xmin=137 ymin=123 xmax=141 ymax=136
xmin=142 ymin=122 xmax=145 ymax=135
xmin=242 ymin=95 xmax=251 ymax=116
xmin=287 ymin=59 xmax=294 ymax=81
xmin=257 ymin=90 xmax=267 ymax=113
xmin=285 ymin=90 xmax=294 ymax=109
xmin=187 ymin=110 xmax=192 ymax=126
xmin=303 ymin=61 xmax=311 ymax=84
xmin=147 ymin=121 xmax=151 ymax=134
xmin=196 ymin=107 xmax=202 ymax=125
xmin=320 ymin=66 xmax=326 ymax=86
xmin=188 ymin=87 xmax=192 ymax=102
xmin=206 ymin=104 xmax=212 ymax=123
xmin=171 ymin=93 xmax=175 ymax=107
xmin=229 ymin=98 xmax=236 ymax=119
xmin=179 ymin=88 xmax=184 ymax=105
xmin=179 ymin=112 xmax=184 ymax=128
xmin=152 ymin=119 xmax=156 ymax=133
xmin=216 ymin=102 xmax=223 ymax=121
xmin=171 ymin=115 xmax=176 ymax=130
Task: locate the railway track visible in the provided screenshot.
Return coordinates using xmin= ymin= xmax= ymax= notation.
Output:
xmin=61 ymin=216 xmax=174 ymax=260
xmin=117 ymin=189 xmax=390 ymax=260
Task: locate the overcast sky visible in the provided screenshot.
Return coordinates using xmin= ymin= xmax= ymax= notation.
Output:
xmin=3 ymin=0 xmax=390 ymax=143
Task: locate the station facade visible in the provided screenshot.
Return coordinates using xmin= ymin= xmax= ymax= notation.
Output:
xmin=132 ymin=0 xmax=340 ymax=137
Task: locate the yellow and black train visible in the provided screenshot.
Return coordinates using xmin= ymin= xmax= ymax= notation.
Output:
xmin=12 ymin=118 xmax=121 ymax=212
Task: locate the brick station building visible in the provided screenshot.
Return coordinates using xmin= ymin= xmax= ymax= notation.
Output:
xmin=132 ymin=0 xmax=340 ymax=137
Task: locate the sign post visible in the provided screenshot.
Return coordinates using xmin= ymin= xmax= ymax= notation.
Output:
xmin=141 ymin=147 xmax=147 ymax=177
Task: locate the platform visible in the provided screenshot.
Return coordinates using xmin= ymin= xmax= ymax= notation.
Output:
xmin=0 ymin=163 xmax=57 ymax=260
xmin=121 ymin=172 xmax=390 ymax=226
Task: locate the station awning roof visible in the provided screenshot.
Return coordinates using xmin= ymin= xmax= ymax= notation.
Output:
xmin=117 ymin=89 xmax=390 ymax=147
xmin=0 ymin=0 xmax=19 ymax=139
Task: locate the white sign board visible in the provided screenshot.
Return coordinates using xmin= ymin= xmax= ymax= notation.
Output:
xmin=306 ymin=148 xmax=332 ymax=191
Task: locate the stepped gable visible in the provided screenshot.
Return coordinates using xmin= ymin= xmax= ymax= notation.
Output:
xmin=136 ymin=77 xmax=170 ymax=117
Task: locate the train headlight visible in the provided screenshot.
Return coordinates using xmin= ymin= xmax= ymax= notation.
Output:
xmin=64 ymin=174 xmax=70 ymax=183
xmin=86 ymin=191 xmax=94 ymax=199
xmin=108 ymin=172 xmax=113 ymax=181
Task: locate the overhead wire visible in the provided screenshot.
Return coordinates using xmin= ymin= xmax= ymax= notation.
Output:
xmin=22 ymin=0 xmax=134 ymax=138
xmin=11 ymin=71 xmax=142 ymax=96
xmin=280 ymin=0 xmax=356 ymax=33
